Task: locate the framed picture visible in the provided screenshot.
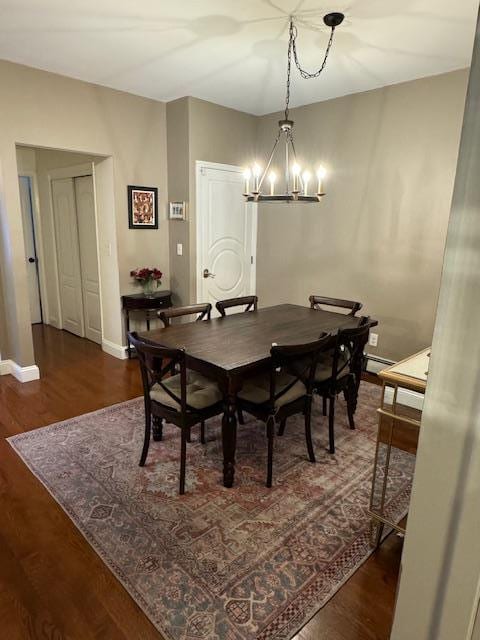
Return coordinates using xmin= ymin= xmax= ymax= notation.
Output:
xmin=128 ymin=185 xmax=158 ymax=229
xmin=169 ymin=201 xmax=187 ymax=221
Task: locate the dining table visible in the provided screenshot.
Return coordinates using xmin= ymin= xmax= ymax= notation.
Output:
xmin=140 ymin=303 xmax=377 ymax=488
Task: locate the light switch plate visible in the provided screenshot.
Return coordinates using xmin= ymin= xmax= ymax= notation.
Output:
xmin=369 ymin=332 xmax=378 ymax=347
xmin=177 ymin=243 xmax=183 ymax=256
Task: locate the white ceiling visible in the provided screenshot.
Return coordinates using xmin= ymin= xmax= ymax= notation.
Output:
xmin=0 ymin=0 xmax=477 ymax=115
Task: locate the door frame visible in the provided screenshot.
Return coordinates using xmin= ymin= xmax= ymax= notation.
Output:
xmin=48 ymin=162 xmax=101 ymax=338
xmin=19 ymin=172 xmax=49 ymax=324
xmin=195 ymin=160 xmax=258 ymax=305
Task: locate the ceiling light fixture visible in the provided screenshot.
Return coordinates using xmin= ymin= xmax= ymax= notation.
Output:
xmin=244 ymin=12 xmax=344 ymax=203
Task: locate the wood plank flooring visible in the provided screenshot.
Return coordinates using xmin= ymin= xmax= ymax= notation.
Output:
xmin=0 ymin=325 xmax=403 ymax=639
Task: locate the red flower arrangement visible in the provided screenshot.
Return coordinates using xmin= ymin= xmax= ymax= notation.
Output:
xmin=130 ymin=267 xmax=163 ymax=294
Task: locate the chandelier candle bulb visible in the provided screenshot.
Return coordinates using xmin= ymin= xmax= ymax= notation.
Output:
xmin=292 ymin=164 xmax=301 ymax=192
xmin=317 ymin=166 xmax=326 ymax=195
xmin=269 ymin=171 xmax=276 ymax=196
xmin=243 ymin=169 xmax=251 ymax=195
xmin=253 ymin=163 xmax=262 ymax=193
xmin=302 ymin=171 xmax=311 ymax=196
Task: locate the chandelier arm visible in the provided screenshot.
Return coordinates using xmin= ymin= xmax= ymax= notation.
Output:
xmin=257 ymin=129 xmax=282 ymax=191
xmin=291 ymin=21 xmax=336 ymax=80
xmin=285 ymin=129 xmax=289 ymax=194
xmin=288 ymin=131 xmax=304 ymax=191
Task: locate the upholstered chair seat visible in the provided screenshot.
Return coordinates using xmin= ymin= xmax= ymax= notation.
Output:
xmin=288 ymin=348 xmax=349 ymax=383
xmin=237 ymin=371 xmax=306 ymax=410
xmin=150 ymin=371 xmax=222 ymax=411
xmin=314 ymin=348 xmax=349 ymax=382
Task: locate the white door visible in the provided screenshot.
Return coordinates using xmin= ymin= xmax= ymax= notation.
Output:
xmin=197 ymin=163 xmax=257 ymax=312
xmin=19 ymin=176 xmax=42 ymax=324
xmin=74 ymin=175 xmax=102 ymax=344
xmin=52 ymin=178 xmax=85 ymax=337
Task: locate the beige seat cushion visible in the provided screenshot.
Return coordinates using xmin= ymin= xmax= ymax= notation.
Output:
xmin=150 ymin=371 xmax=222 ymax=411
xmin=238 ymin=371 xmax=306 ymax=409
xmin=287 ymin=348 xmax=350 ymax=384
xmin=313 ymin=347 xmax=350 ymax=383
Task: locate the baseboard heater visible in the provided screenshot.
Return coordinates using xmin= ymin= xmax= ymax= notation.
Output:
xmin=365 ymin=354 xmax=424 ymax=411
xmin=365 ymin=354 xmax=394 ymax=375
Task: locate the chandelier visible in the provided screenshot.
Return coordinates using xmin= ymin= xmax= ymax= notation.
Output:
xmin=244 ymin=12 xmax=344 ymax=203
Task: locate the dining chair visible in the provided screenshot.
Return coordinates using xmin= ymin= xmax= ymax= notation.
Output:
xmin=311 ymin=317 xmax=371 ymax=455
xmin=215 ymin=295 xmax=258 ymax=317
xmin=158 ymin=303 xmax=213 ymax=438
xmin=128 ymin=331 xmax=223 ymax=495
xmin=214 ymin=294 xmax=258 ymax=426
xmin=309 ymin=295 xmax=363 ymax=316
xmin=158 ymin=302 xmax=212 ymax=327
xmin=309 ymin=294 xmax=363 ymax=416
xmin=236 ymin=333 xmax=333 ymax=487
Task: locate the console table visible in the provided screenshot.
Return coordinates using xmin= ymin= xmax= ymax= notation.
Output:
xmin=122 ymin=290 xmax=172 ymax=358
xmin=369 ymin=347 xmax=430 ymax=546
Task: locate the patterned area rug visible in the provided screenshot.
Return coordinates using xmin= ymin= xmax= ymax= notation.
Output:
xmin=8 ymin=383 xmax=413 ymax=640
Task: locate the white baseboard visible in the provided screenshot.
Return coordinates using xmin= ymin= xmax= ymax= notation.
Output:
xmin=0 ymin=360 xmax=10 ymax=376
xmin=0 ymin=359 xmax=40 ymax=382
xmin=102 ymin=339 xmax=128 ymax=360
xmin=366 ymin=354 xmax=424 ymax=411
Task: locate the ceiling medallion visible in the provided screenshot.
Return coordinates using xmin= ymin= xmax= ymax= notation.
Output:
xmin=244 ymin=12 xmax=344 ymax=203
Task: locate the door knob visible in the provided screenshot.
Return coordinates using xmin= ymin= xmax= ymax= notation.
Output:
xmin=203 ymin=268 xmax=215 ymax=279
xmin=28 ymin=257 xmax=35 ymax=263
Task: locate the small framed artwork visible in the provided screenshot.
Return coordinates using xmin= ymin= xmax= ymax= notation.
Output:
xmin=169 ymin=201 xmax=187 ymax=221
xmin=128 ymin=185 xmax=158 ymax=229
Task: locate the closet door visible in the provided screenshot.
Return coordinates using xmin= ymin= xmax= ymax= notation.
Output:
xmin=51 ymin=178 xmax=85 ymax=337
xmin=75 ymin=175 xmax=102 ymax=344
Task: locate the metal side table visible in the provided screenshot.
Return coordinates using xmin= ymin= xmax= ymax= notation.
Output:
xmin=369 ymin=347 xmax=430 ymax=547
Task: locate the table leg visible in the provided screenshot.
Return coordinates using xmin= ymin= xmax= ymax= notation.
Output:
xmin=126 ymin=310 xmax=131 ymax=359
xmin=146 ymin=311 xmax=151 ymax=332
xmin=222 ymin=392 xmax=238 ymax=488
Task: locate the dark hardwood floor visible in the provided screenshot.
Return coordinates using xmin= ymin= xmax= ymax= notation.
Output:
xmin=0 ymin=324 xmax=403 ymax=639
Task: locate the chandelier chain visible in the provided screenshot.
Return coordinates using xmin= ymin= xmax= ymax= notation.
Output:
xmin=284 ymin=23 xmax=293 ymax=120
xmin=284 ymin=16 xmax=336 ymax=120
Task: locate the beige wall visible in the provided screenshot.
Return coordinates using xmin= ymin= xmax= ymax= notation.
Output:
xmin=0 ymin=60 xmax=169 ymax=365
xmin=255 ymin=70 xmax=468 ymax=361
xmin=0 ymin=59 xmax=470 ymax=367
xmin=167 ymin=97 xmax=257 ymax=306
xmin=167 ymin=98 xmax=190 ymax=307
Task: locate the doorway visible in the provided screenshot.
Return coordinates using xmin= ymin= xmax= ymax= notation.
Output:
xmin=196 ymin=161 xmax=257 ymax=313
xmin=15 ymin=146 xmax=125 ymax=368
xmin=18 ymin=175 xmax=43 ymax=324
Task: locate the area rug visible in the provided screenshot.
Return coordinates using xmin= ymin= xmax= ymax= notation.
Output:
xmin=8 ymin=383 xmax=413 ymax=640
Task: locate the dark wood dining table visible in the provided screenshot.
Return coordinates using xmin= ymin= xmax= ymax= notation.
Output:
xmin=141 ymin=303 xmax=377 ymax=488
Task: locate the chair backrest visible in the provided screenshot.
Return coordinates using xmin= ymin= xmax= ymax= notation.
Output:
xmin=216 ymin=295 xmax=258 ymax=317
xmin=309 ymin=295 xmax=363 ymax=316
xmin=128 ymin=331 xmax=190 ymax=414
xmin=159 ymin=303 xmax=212 ymax=328
xmin=268 ymin=332 xmax=335 ymax=411
xmin=330 ymin=316 xmax=372 ymax=386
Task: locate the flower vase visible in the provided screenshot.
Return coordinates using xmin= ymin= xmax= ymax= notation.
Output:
xmin=142 ymin=280 xmax=155 ymax=297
